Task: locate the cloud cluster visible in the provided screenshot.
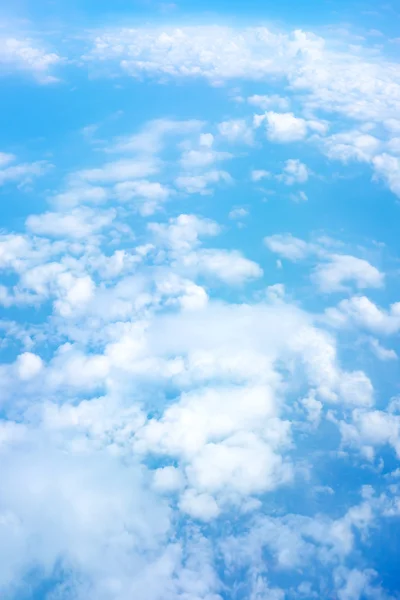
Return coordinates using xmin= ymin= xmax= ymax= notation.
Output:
xmin=1 ymin=16 xmax=400 ymax=600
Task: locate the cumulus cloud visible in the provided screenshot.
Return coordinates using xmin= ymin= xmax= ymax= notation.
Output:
xmin=175 ymin=169 xmax=232 ymax=194
xmin=312 ymin=254 xmax=384 ymax=293
xmin=265 ymin=235 xmax=384 ymax=293
xmin=217 ymin=119 xmax=254 ymax=144
xmin=259 ymin=111 xmax=309 ymax=143
xmin=1 ymin=19 xmax=400 ymax=599
xmin=247 ymin=94 xmax=290 ymax=111
xmin=278 ymin=159 xmax=310 ymax=184
xmin=264 ymin=233 xmax=312 ymax=261
xmin=325 ymin=296 xmax=400 ymax=335
xmin=0 ymin=35 xmax=61 ymax=82
xmin=251 ymin=169 xmax=271 ymax=182
xmin=26 ymin=207 xmax=116 ymax=239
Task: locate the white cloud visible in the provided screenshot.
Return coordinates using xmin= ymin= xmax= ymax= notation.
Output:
xmin=325 ymin=296 xmax=400 ymax=335
xmin=153 ymin=466 xmax=184 ymax=492
xmin=52 ymin=185 xmax=109 ymax=209
xmin=372 ymin=153 xmax=400 ymax=197
xmin=180 ymin=148 xmax=232 ymax=170
xmin=54 ymin=274 xmax=96 ymax=317
xmin=321 ymin=131 xmax=381 ymax=163
xmin=251 ymin=169 xmax=271 ymax=182
xmin=180 ymin=249 xmax=263 ymax=285
xmin=0 ymin=152 xmax=15 ymax=167
xmin=229 ymin=207 xmax=248 ymax=220
xmin=179 ymin=489 xmax=220 ymax=521
xmin=199 ymin=132 xmax=214 ymax=147
xmin=340 ymin=408 xmax=400 ymax=459
xmin=175 ymin=169 xmax=232 ymax=194
xmin=16 ymin=352 xmax=43 ymax=380
xmin=0 ymin=441 xmax=178 ymax=598
xmin=85 ymin=25 xmax=400 ymax=126
xmin=2 ymin=26 xmax=399 ymax=593
xmin=0 ymin=158 xmax=50 ymax=187
xmin=369 ymin=338 xmax=397 ymax=361
xmin=217 ymin=119 xmax=254 ymax=144
xmin=112 ymin=118 xmax=203 ymax=155
xmin=312 ymin=254 xmax=384 ymax=293
xmin=289 ymin=190 xmax=308 ymax=202
xmin=75 ymin=158 xmax=158 ymax=184
xmin=148 ymin=214 xmax=220 ymax=251
xmin=278 ymin=159 xmax=309 ymax=185
xmin=259 ymin=111 xmax=309 ymax=143
xmin=334 ymin=567 xmax=381 ymax=600
xmin=264 ymin=234 xmax=311 ymax=261
xmin=248 ymin=94 xmax=290 ymax=111
xmin=26 ymin=207 xmax=116 ymax=239
xmin=114 ymin=180 xmax=171 ymax=215
xmin=0 ymin=35 xmax=60 ymax=82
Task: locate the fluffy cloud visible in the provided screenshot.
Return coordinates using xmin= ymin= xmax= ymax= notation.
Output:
xmin=278 ymin=159 xmax=310 ymax=184
xmin=372 ymin=153 xmax=400 ymax=197
xmin=2 ymin=19 xmax=400 ymax=599
xmin=265 ymin=235 xmax=384 ymax=293
xmin=339 ymin=408 xmax=400 ymax=459
xmin=175 ymin=169 xmax=232 ymax=194
xmin=217 ymin=119 xmax=254 ymax=144
xmin=85 ymin=25 xmax=400 ymax=124
xmin=26 ymin=207 xmax=116 ymax=239
xmin=179 ymin=249 xmax=263 ymax=285
xmin=312 ymin=254 xmax=384 ymax=293
xmin=264 ymin=233 xmax=312 ymax=261
xmin=325 ymin=296 xmax=400 ymax=335
xmin=258 ymin=111 xmax=309 ymax=143
xmin=0 ymin=155 xmax=50 ymax=187
xmin=0 ymin=35 xmax=60 ymax=82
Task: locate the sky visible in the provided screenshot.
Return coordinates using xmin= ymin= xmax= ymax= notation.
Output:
xmin=1 ymin=1 xmax=400 ymax=599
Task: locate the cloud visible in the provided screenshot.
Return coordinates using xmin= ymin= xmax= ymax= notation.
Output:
xmin=180 ymin=148 xmax=232 ymax=170
xmin=264 ymin=234 xmax=312 ymax=261
xmin=0 ymin=35 xmax=61 ymax=82
xmin=175 ymin=169 xmax=232 ymax=194
xmin=265 ymin=235 xmax=384 ymax=293
xmin=0 ymin=152 xmax=15 ymax=167
xmin=325 ymin=296 xmax=400 ymax=335
xmin=16 ymin=352 xmax=43 ymax=380
xmin=0 ymin=156 xmax=50 ymax=187
xmin=312 ymin=254 xmax=384 ymax=293
xmin=114 ymin=180 xmax=171 ymax=215
xmin=0 ymin=441 xmax=177 ymax=598
xmin=289 ymin=190 xmax=308 ymax=202
xmin=2 ymin=21 xmax=400 ymax=597
xmin=372 ymin=153 xmax=400 ymax=197
xmin=52 ymin=185 xmax=109 ymax=209
xmin=148 ymin=214 xmax=220 ymax=251
xmin=229 ymin=207 xmax=248 ymax=220
xmin=111 ymin=118 xmax=203 ymax=155
xmin=339 ymin=408 xmax=400 ymax=459
xmin=251 ymin=169 xmax=271 ymax=182
xmin=75 ymin=158 xmax=158 ymax=184
xmin=321 ymin=131 xmax=382 ymax=163
xmin=180 ymin=249 xmax=263 ymax=285
xmin=247 ymin=94 xmax=290 ymax=111
xmin=26 ymin=207 xmax=116 ymax=239
xmin=217 ymin=119 xmax=254 ymax=144
xmin=84 ymin=25 xmax=400 ymax=123
xmin=258 ymin=111 xmax=309 ymax=143
xmin=278 ymin=159 xmax=310 ymax=184
xmin=369 ymin=338 xmax=398 ymax=361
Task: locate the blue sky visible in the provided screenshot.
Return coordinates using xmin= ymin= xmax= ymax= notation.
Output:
xmin=1 ymin=1 xmax=400 ymax=599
